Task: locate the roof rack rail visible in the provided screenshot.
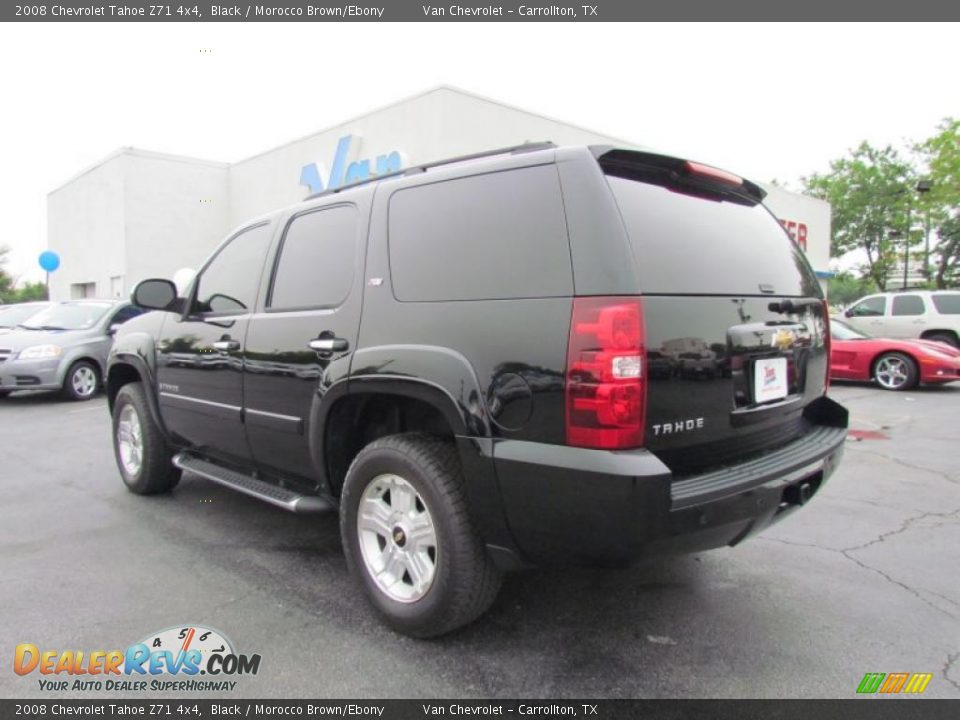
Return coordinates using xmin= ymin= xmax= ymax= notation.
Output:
xmin=304 ymin=141 xmax=556 ymax=201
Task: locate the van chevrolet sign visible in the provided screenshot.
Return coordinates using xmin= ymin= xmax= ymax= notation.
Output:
xmin=300 ymin=135 xmax=404 ymax=194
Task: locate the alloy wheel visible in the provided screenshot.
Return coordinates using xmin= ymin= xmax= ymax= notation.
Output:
xmin=116 ymin=404 xmax=144 ymax=476
xmin=71 ymin=365 xmax=98 ymax=398
xmin=875 ymin=355 xmax=910 ymax=390
xmin=357 ymin=473 xmax=438 ymax=603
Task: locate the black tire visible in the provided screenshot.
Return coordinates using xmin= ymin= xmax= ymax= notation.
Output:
xmin=926 ymin=332 xmax=959 ymax=349
xmin=340 ymin=433 xmax=502 ymax=638
xmin=61 ymin=360 xmax=100 ymax=401
xmin=112 ymin=382 xmax=181 ymax=494
xmin=872 ymin=352 xmax=919 ymax=391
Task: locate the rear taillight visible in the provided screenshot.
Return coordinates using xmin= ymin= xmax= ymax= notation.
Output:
xmin=822 ymin=299 xmax=831 ymax=394
xmin=565 ymin=297 xmax=646 ymax=449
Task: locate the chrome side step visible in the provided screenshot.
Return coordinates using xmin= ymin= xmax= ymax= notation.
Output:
xmin=172 ymin=452 xmax=335 ymax=514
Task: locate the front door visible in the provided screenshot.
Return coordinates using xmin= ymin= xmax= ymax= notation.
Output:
xmin=156 ymin=222 xmax=274 ymax=465
xmin=845 ymin=295 xmax=887 ymax=336
xmin=243 ymin=202 xmax=365 ymax=481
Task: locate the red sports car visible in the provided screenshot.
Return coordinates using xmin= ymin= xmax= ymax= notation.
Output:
xmin=830 ymin=319 xmax=960 ymax=391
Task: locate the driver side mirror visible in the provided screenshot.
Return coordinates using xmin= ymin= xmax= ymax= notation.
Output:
xmin=844 ymin=308 xmax=854 ymax=318
xmin=132 ymin=279 xmax=180 ymax=312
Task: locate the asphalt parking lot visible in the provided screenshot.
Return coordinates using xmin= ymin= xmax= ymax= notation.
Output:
xmin=1 ymin=383 xmax=958 ymax=699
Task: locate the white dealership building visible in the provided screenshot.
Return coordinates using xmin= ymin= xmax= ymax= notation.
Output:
xmin=47 ymin=86 xmax=832 ymax=301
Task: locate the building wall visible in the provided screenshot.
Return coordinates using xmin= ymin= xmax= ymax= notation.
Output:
xmin=123 ymin=152 xmax=229 ymax=292
xmin=760 ymin=183 xmax=833 ymax=289
xmin=47 ymin=155 xmax=126 ymax=301
xmin=46 ymin=151 xmax=229 ymax=301
xmin=227 ymin=87 xmax=631 ymax=228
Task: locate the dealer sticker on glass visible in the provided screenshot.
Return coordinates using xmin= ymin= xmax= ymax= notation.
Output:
xmin=754 ymin=356 xmax=788 ymax=403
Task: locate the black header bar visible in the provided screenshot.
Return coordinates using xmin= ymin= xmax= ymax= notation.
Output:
xmin=2 ymin=0 xmax=959 ymax=22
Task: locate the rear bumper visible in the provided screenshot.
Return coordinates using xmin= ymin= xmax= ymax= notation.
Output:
xmin=489 ymin=396 xmax=848 ymax=567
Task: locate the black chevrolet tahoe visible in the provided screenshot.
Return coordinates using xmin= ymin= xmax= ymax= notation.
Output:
xmin=107 ymin=144 xmax=848 ymax=637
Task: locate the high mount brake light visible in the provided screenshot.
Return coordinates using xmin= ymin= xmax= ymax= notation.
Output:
xmin=565 ymin=297 xmax=646 ymax=450
xmin=684 ymin=161 xmax=743 ymax=187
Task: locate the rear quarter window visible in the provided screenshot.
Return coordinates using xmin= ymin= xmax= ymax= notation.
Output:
xmin=388 ymin=165 xmax=572 ymax=301
xmin=932 ymin=293 xmax=960 ymax=314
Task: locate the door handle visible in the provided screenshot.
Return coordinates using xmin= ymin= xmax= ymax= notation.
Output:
xmin=212 ymin=340 xmax=240 ymax=352
xmin=309 ymin=337 xmax=349 ymax=352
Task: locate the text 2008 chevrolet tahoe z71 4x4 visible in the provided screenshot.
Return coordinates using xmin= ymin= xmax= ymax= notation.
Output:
xmin=107 ymin=144 xmax=848 ymax=637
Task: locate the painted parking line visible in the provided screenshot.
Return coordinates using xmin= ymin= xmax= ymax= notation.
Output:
xmin=67 ymin=402 xmax=108 ymax=414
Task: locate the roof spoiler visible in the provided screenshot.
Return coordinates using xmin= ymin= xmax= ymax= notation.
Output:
xmin=591 ymin=147 xmax=766 ymax=205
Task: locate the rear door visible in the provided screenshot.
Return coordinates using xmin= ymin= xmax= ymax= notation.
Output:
xmin=242 ymin=201 xmax=366 ymax=481
xmin=885 ymin=294 xmax=928 ymax=338
xmin=598 ymin=150 xmax=830 ymax=475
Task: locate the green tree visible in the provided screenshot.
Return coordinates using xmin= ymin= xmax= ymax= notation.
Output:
xmin=14 ymin=281 xmax=49 ymax=302
xmin=917 ymin=118 xmax=960 ymax=288
xmin=0 ymin=245 xmax=49 ymax=303
xmin=0 ymin=245 xmax=16 ymax=302
xmin=804 ymin=143 xmax=915 ymax=291
xmin=931 ymin=216 xmax=960 ymax=288
xmin=827 ymin=272 xmax=878 ymax=308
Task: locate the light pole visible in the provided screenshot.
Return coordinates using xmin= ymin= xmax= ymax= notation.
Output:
xmin=889 ymin=228 xmax=904 ymax=289
xmin=896 ymin=179 xmax=933 ymax=290
xmin=916 ymin=179 xmax=932 ymax=280
xmin=903 ymin=202 xmax=912 ymax=290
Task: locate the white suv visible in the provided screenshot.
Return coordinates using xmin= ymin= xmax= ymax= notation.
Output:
xmin=843 ymin=290 xmax=960 ymax=347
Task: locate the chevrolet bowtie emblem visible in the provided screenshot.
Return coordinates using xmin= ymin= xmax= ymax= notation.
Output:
xmin=771 ymin=328 xmax=797 ymax=350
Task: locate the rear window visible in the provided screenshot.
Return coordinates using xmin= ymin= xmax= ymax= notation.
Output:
xmin=602 ymin=161 xmax=820 ymax=298
xmin=388 ymin=165 xmax=572 ymax=301
xmin=932 ymin=293 xmax=960 ymax=314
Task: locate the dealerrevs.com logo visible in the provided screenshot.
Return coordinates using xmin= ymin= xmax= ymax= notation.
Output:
xmin=13 ymin=625 xmax=261 ymax=692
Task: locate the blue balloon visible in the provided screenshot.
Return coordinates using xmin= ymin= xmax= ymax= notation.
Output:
xmin=39 ymin=251 xmax=60 ymax=273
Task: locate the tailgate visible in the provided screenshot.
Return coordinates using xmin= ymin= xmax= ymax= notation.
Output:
xmin=598 ymin=149 xmax=829 ymax=475
xmin=644 ymin=295 xmax=829 ymax=475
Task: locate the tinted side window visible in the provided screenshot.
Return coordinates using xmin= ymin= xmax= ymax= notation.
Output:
xmin=110 ymin=305 xmax=144 ymax=325
xmin=193 ymin=224 xmax=272 ymax=315
xmin=269 ymin=206 xmax=358 ymax=310
xmin=851 ymin=296 xmax=886 ymax=316
xmin=932 ymin=294 xmax=960 ymax=314
xmin=891 ymin=294 xmax=925 ymax=316
xmin=388 ymin=165 xmax=572 ymax=301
